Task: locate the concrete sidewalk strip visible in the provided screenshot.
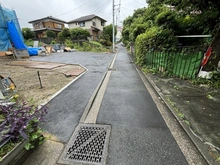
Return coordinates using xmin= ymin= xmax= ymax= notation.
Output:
xmin=23 ymin=140 xmax=64 ymax=165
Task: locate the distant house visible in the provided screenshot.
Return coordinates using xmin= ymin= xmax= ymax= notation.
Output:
xmin=28 ymin=16 xmax=66 ymax=38
xmin=67 ymin=14 xmax=107 ymax=40
xmin=116 ymin=26 xmax=123 ymax=42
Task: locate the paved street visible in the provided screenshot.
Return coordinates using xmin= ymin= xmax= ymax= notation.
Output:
xmin=31 ymin=52 xmax=114 ymax=143
xmin=97 ymin=45 xmax=187 ymax=164
xmin=24 ymin=47 xmax=193 ymax=165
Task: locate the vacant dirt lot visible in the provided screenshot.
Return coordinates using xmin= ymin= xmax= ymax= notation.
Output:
xmin=0 ymin=55 xmax=85 ymax=105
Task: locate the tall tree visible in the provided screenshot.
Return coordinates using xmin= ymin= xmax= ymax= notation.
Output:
xmin=101 ymin=24 xmax=117 ymax=42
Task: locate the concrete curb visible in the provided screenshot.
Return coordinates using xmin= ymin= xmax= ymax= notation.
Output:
xmin=79 ymin=70 xmax=108 ymax=123
xmin=136 ymin=69 xmax=217 ymax=164
xmin=126 ymin=52 xmax=217 ymax=164
xmin=79 ymin=53 xmax=117 ymax=123
xmin=144 ymin=74 xmax=215 ymax=165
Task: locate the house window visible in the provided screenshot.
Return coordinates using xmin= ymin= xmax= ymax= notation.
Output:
xmin=57 ymin=24 xmax=62 ymax=29
xmin=34 ymin=22 xmax=43 ymax=29
xmin=76 ymin=22 xmax=77 ymax=25
xmin=101 ymin=21 xmax=105 ymax=26
xmin=79 ymin=22 xmax=85 ymax=27
xmin=92 ymin=21 xmax=96 ymax=26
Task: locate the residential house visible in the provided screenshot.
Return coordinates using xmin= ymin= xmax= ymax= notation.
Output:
xmin=67 ymin=14 xmax=106 ymax=40
xmin=28 ymin=16 xmax=66 ymax=38
xmin=116 ymin=26 xmax=123 ymax=42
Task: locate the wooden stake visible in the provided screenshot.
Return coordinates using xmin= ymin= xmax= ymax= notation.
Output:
xmin=37 ymin=71 xmax=43 ymax=88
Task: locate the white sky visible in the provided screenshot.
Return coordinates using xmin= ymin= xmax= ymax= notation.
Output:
xmin=0 ymin=0 xmax=148 ymax=28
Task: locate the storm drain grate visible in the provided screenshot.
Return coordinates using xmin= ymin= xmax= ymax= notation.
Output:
xmin=58 ymin=124 xmax=111 ymax=165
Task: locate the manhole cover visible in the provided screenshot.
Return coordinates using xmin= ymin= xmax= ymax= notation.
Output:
xmin=58 ymin=124 xmax=111 ymax=165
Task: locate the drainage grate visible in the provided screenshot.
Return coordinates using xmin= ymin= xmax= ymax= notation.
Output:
xmin=58 ymin=124 xmax=111 ymax=165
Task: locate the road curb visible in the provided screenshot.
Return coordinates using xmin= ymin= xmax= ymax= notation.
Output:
xmin=144 ymin=74 xmax=215 ymax=165
xmin=126 ymin=52 xmax=216 ymax=164
xmin=79 ymin=53 xmax=117 ymax=123
xmin=137 ymin=69 xmax=217 ymax=164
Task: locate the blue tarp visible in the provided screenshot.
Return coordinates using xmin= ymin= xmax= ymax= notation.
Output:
xmin=0 ymin=5 xmax=24 ymax=51
xmin=6 ymin=21 xmax=38 ymax=56
xmin=0 ymin=28 xmax=11 ymax=50
xmin=6 ymin=21 xmax=26 ymax=49
xmin=27 ymin=47 xmax=39 ymax=56
xmin=0 ymin=5 xmax=38 ymax=56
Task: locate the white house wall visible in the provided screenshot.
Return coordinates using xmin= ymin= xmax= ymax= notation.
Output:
xmin=68 ymin=17 xmax=105 ymax=31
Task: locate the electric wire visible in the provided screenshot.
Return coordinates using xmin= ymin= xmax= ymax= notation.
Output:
xmin=93 ymin=0 xmax=111 ymax=14
xmin=115 ymin=0 xmax=121 ymax=26
xmin=121 ymin=6 xmax=133 ymax=12
xmin=120 ymin=9 xmax=127 ymax=20
xmin=55 ymin=0 xmax=92 ymax=17
xmin=133 ymin=0 xmax=146 ymax=6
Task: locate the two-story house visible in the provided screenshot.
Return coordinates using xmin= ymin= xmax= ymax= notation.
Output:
xmin=28 ymin=16 xmax=66 ymax=38
xmin=67 ymin=14 xmax=106 ymax=40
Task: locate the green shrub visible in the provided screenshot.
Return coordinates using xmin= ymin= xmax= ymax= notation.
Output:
xmin=46 ymin=30 xmax=56 ymax=38
xmin=25 ymin=39 xmax=34 ymax=47
xmin=89 ymin=41 xmax=103 ymax=47
xmin=65 ymin=39 xmax=74 ymax=48
xmin=70 ymin=28 xmax=90 ymax=39
xmin=51 ymin=39 xmax=57 ymax=44
xmin=71 ymin=42 xmax=109 ymax=52
xmin=135 ymin=26 xmax=178 ymax=66
xmin=135 ymin=26 xmax=159 ymax=66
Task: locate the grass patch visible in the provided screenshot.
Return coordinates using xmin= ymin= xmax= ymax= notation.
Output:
xmin=89 ymin=41 xmax=103 ymax=47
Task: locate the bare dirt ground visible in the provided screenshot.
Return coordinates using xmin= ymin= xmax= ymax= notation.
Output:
xmin=0 ymin=55 xmax=85 ymax=105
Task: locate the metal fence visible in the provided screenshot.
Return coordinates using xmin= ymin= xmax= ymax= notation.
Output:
xmin=145 ymin=47 xmax=205 ymax=79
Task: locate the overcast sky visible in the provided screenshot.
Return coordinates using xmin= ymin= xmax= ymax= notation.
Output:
xmin=0 ymin=0 xmax=148 ymax=28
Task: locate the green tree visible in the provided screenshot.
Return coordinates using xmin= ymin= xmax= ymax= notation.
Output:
xmin=147 ymin=0 xmax=220 ymax=34
xmin=70 ymin=28 xmax=90 ymax=39
xmin=22 ymin=28 xmax=35 ymax=40
xmin=46 ymin=30 xmax=56 ymax=38
xmin=61 ymin=28 xmax=70 ymax=38
xmin=58 ymin=28 xmax=70 ymax=42
xmin=101 ymin=24 xmax=117 ymax=43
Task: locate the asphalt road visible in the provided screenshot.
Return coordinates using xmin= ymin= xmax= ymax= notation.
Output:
xmin=31 ymin=52 xmax=114 ymax=143
xmin=29 ymin=48 xmax=188 ymax=165
xmin=96 ymin=45 xmax=188 ymax=165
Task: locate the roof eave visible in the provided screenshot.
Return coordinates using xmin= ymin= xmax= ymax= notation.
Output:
xmin=29 ymin=17 xmax=66 ymax=24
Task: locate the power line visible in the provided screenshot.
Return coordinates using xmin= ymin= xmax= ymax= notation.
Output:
xmin=93 ymin=0 xmax=111 ymax=14
xmin=133 ymin=0 xmax=146 ymax=6
xmin=115 ymin=0 xmax=121 ymax=26
xmin=121 ymin=6 xmax=133 ymax=12
xmin=55 ymin=0 xmax=92 ymax=17
xmin=120 ymin=9 xmax=127 ymax=20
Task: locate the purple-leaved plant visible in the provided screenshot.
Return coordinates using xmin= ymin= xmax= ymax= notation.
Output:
xmin=0 ymin=101 xmax=47 ymax=147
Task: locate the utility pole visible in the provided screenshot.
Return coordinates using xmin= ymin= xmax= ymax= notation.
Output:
xmin=112 ymin=0 xmax=115 ymax=52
